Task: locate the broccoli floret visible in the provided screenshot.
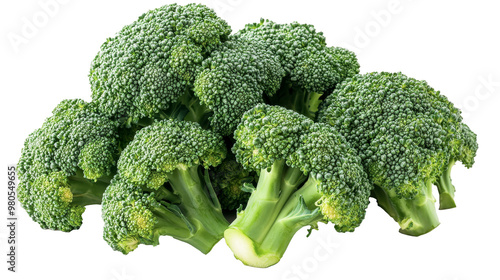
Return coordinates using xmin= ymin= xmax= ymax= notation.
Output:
xmin=236 ymin=19 xmax=360 ymax=119
xmin=102 ymin=119 xmax=229 ymax=254
xmin=17 ymin=99 xmax=120 ymax=231
xmin=224 ymin=104 xmax=371 ymax=267
xmin=318 ymin=72 xmax=478 ymax=235
xmin=90 ymin=3 xmax=231 ymax=126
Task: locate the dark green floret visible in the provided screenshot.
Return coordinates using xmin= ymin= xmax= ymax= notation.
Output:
xmin=194 ymin=36 xmax=285 ymax=135
xmin=224 ymin=104 xmax=371 ymax=267
xmin=102 ymin=119 xmax=229 ymax=254
xmin=236 ymin=19 xmax=360 ymax=119
xmin=89 ymin=3 xmax=231 ymax=127
xmin=318 ymin=72 xmax=478 ymax=235
xmin=17 ymin=99 xmax=119 ymax=231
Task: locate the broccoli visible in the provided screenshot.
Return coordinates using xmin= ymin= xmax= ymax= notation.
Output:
xmin=90 ymin=4 xmax=284 ymax=136
xmin=102 ymin=119 xmax=229 ymax=254
xmin=318 ymin=72 xmax=478 ymax=236
xmin=235 ymin=19 xmax=360 ymax=119
xmin=224 ymin=104 xmax=371 ymax=267
xmin=17 ymin=99 xmax=120 ymax=231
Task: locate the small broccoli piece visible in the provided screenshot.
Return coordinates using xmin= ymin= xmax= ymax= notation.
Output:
xmin=17 ymin=99 xmax=120 ymax=231
xmin=102 ymin=119 xmax=229 ymax=254
xmin=224 ymin=104 xmax=371 ymax=267
xmin=318 ymin=72 xmax=478 ymax=235
xmin=236 ymin=19 xmax=360 ymax=119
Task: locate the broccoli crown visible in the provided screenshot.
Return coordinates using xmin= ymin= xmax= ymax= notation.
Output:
xmin=236 ymin=19 xmax=360 ymax=93
xmin=117 ymin=119 xmax=227 ymax=189
xmin=90 ymin=3 xmax=231 ymax=122
xmin=232 ymin=104 xmax=313 ymax=171
xmin=318 ymin=72 xmax=475 ymax=198
xmin=290 ymin=123 xmax=372 ymax=232
xmin=194 ymin=37 xmax=285 ymax=135
xmin=17 ymin=99 xmax=119 ymax=231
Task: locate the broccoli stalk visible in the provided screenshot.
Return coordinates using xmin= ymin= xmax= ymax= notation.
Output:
xmin=133 ymin=89 xmax=212 ymax=129
xmin=266 ymin=81 xmax=323 ymax=119
xmin=226 ymin=175 xmax=323 ymax=267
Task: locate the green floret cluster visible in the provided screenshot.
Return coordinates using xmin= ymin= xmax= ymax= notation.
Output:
xmin=225 ymin=104 xmax=371 ymax=267
xmin=236 ymin=19 xmax=360 ymax=118
xmin=102 ymin=119 xmax=228 ymax=254
xmin=318 ymin=72 xmax=478 ymax=235
xmin=17 ymin=3 xmax=477 ymax=269
xmin=18 ymin=99 xmax=120 ymax=231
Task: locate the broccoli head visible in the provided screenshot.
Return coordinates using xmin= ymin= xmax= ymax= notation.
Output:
xmin=224 ymin=104 xmax=371 ymax=267
xmin=17 ymin=99 xmax=120 ymax=231
xmin=318 ymin=72 xmax=478 ymax=235
xmin=102 ymin=119 xmax=229 ymax=254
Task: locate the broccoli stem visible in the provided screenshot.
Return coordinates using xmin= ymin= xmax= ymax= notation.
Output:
xmin=435 ymin=160 xmax=457 ymax=209
xmin=227 ymin=160 xmax=304 ymax=244
xmin=166 ymin=165 xmax=229 ymax=254
xmin=150 ymin=204 xmax=197 ymax=245
xmin=68 ymin=170 xmax=112 ymax=206
xmin=279 ymin=175 xmax=323 ymax=212
xmin=266 ymin=80 xmax=322 ymax=119
xmin=373 ymin=180 xmax=440 ymax=236
xmin=224 ymin=175 xmax=321 ymax=268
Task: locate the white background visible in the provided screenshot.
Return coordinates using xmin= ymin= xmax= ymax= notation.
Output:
xmin=1 ymin=0 xmax=499 ymax=279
